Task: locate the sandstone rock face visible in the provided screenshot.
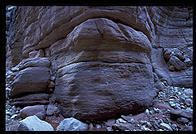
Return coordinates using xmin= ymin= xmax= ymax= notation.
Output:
xmin=147 ymin=6 xmax=193 ymax=87
xmin=10 ymin=67 xmax=50 ymax=97
xmin=10 ymin=93 xmax=49 ymax=107
xmin=6 ymin=6 xmax=193 ymax=121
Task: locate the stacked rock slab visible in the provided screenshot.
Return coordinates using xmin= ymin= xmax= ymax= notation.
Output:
xmin=6 ymin=6 xmax=193 ymax=121
xmin=9 ymin=57 xmax=50 ymax=98
xmin=8 ymin=49 xmax=52 ymax=108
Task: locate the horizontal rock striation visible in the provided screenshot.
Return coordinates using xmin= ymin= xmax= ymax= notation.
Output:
xmin=148 ymin=6 xmax=193 ymax=87
xmin=6 ymin=6 xmax=193 ymax=121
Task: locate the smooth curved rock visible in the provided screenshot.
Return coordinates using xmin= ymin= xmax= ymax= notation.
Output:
xmin=20 ymin=105 xmax=46 ymax=119
xmin=56 ymin=117 xmax=88 ymax=131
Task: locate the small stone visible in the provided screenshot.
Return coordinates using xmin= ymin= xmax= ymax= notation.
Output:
xmin=152 ymin=121 xmax=159 ymax=129
xmin=183 ymin=126 xmax=193 ymax=131
xmin=140 ymin=120 xmax=147 ymax=125
xmin=177 ymin=117 xmax=189 ymax=125
xmin=146 ymin=122 xmax=152 ymax=128
xmin=48 ymin=81 xmax=55 ymax=88
xmin=106 ymin=127 xmax=113 ymax=131
xmin=184 ymin=58 xmax=192 ymax=67
xmin=6 ymin=87 xmax=11 ymax=91
xmin=96 ymin=124 xmax=101 ymax=129
xmin=140 ymin=125 xmax=151 ymax=131
xmin=56 ymin=117 xmax=88 ymax=131
xmin=149 ymin=110 xmax=154 ymax=114
xmin=116 ymin=118 xmax=127 ymax=124
xmin=29 ymin=51 xmax=38 ymax=58
xmin=184 ymin=89 xmax=193 ymax=96
xmin=163 ymin=81 xmax=168 ymax=86
xmin=49 ymin=88 xmax=54 ymax=93
xmin=158 ymin=119 xmax=164 ymax=124
xmin=181 ymin=94 xmax=189 ymax=100
xmin=169 ymin=65 xmax=175 ymax=71
xmin=145 ymin=109 xmax=150 ymax=115
xmin=185 ymin=98 xmax=192 ymax=106
xmin=46 ymin=104 xmax=59 ymax=116
xmin=175 ymin=103 xmax=180 ymax=107
xmin=177 ymin=92 xmax=182 ymax=95
xmin=88 ymin=123 xmax=94 ymax=130
xmin=171 ymin=124 xmax=177 ymax=130
xmin=11 ymin=67 xmax=19 ymax=72
xmin=169 ymin=101 xmax=176 ymax=107
xmin=188 ymin=121 xmax=193 ymax=126
xmin=128 ymin=118 xmax=135 ymax=124
xmin=160 ymin=123 xmax=173 ymax=131
xmin=173 ymin=87 xmax=178 ymax=92
xmin=11 ymin=114 xmax=18 ymax=119
xmin=153 ymin=108 xmax=160 ymax=113
xmin=185 ymin=108 xmax=193 ymax=113
xmin=50 ymin=76 xmax=55 ymax=81
xmin=105 ymin=119 xmax=115 ymax=127
xmin=6 ymin=111 xmax=11 ymax=116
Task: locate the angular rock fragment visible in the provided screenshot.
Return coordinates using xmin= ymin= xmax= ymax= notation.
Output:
xmin=168 ymin=56 xmax=187 ymax=71
xmin=56 ymin=117 xmax=88 ymax=131
xmin=46 ymin=104 xmax=59 ymax=116
xmin=18 ymin=115 xmax=54 ymax=131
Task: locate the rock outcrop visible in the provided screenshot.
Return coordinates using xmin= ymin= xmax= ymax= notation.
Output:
xmin=147 ymin=6 xmax=193 ymax=88
xmin=6 ymin=6 xmax=193 ymax=122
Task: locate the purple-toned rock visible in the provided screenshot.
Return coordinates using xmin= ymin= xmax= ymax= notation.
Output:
xmin=10 ymin=93 xmax=49 ymax=107
xmin=20 ymin=105 xmax=46 ymax=120
xmin=10 ymin=67 xmax=50 ymax=97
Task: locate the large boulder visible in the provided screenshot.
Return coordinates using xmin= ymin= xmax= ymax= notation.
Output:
xmin=10 ymin=67 xmax=50 ymax=97
xmin=51 ymin=18 xmax=156 ymax=120
xmin=18 ymin=115 xmax=54 ymax=131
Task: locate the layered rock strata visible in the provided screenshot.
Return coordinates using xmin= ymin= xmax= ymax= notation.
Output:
xmin=6 ymin=6 xmax=193 ymax=121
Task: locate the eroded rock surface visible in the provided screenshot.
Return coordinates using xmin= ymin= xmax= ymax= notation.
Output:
xmin=6 ymin=6 xmax=193 ymax=124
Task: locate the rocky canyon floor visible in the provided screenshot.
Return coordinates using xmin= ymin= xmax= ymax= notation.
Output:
xmin=5 ymin=80 xmax=193 ymax=131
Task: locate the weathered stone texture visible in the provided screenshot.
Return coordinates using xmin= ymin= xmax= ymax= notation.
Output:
xmin=6 ymin=6 xmax=193 ymax=121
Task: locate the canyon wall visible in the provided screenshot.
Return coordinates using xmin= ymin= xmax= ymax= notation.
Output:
xmin=6 ymin=6 xmax=193 ymax=121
